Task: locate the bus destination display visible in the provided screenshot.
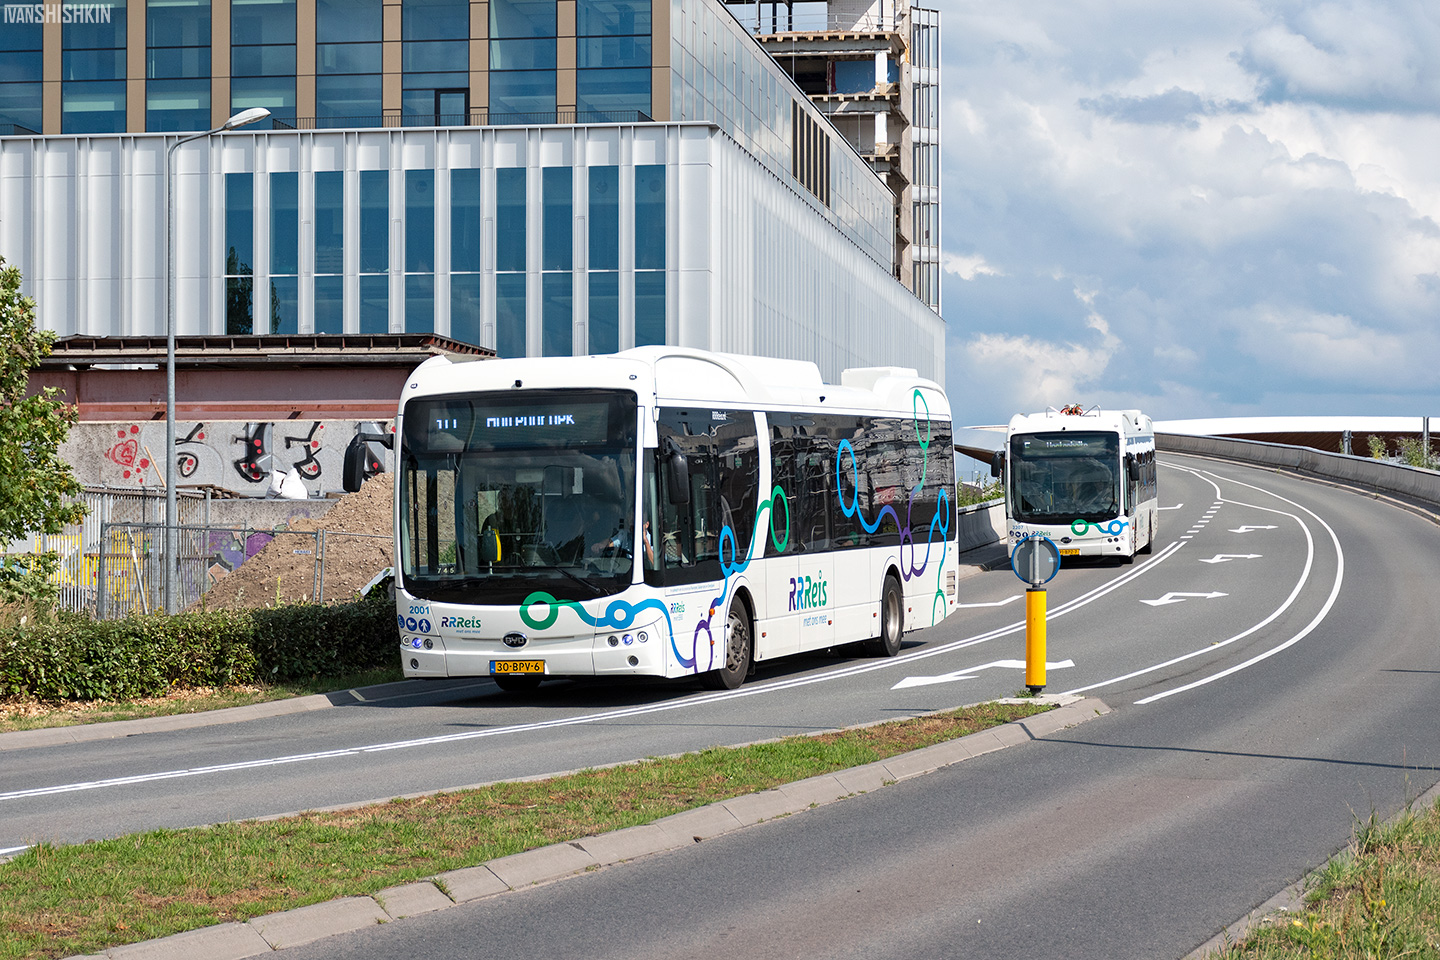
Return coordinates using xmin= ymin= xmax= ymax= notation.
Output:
xmin=411 ymin=395 xmax=620 ymax=452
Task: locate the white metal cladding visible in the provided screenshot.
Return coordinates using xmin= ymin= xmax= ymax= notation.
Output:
xmin=0 ymin=123 xmax=939 ymax=381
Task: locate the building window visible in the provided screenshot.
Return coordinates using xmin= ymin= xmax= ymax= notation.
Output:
xmin=541 ymin=167 xmax=572 ymax=355
xmin=317 ymin=0 xmax=382 ymax=125
xmin=403 ymin=0 xmax=469 ymax=123
xmin=314 ymin=170 xmax=343 ymax=333
xmin=270 ymin=171 xmax=299 ymax=334
xmin=576 ymin=0 xmax=651 ymax=121
xmin=62 ymin=0 xmax=126 ymax=134
xmin=495 ymin=166 xmax=527 ymax=356
xmin=405 ymin=169 xmax=435 ymax=332
xmin=147 ymin=0 xmax=211 ymax=132
xmin=224 ymin=172 xmax=254 ymax=334
xmin=790 ymin=101 xmax=830 ymax=208
xmin=232 ymin=0 xmax=296 ymax=122
xmin=359 ymin=170 xmax=389 ymax=333
xmin=0 ymin=18 xmax=43 ymax=132
xmin=489 ymin=0 xmax=556 ymax=121
xmin=450 ymin=168 xmax=482 ymax=345
xmin=634 ymin=164 xmax=665 ymax=346
xmin=588 ymin=165 xmax=619 ymax=352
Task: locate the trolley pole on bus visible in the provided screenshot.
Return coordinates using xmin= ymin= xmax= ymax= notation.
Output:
xmin=1010 ymin=535 xmax=1060 ymax=694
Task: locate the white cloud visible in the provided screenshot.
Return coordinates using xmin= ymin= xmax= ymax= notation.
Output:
xmin=943 ymin=253 xmax=1003 ymax=280
xmin=939 ymin=0 xmax=1440 ymax=424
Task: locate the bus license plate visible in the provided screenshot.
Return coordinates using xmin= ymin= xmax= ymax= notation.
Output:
xmin=1059 ymin=548 xmax=1080 ymax=556
xmin=491 ymin=660 xmax=544 ymax=675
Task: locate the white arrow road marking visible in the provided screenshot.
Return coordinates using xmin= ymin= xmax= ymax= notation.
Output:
xmin=892 ymin=658 xmax=1076 ymax=690
xmin=1158 ymin=504 xmax=1184 ymax=510
xmin=955 ymin=595 xmax=1023 ymax=609
xmin=1197 ymin=554 xmax=1262 ymax=564
xmin=1141 ymin=591 xmax=1228 ymax=607
xmin=1229 ymin=525 xmax=1277 ymax=533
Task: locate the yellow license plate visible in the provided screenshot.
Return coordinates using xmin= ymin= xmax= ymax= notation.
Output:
xmin=1059 ymin=548 xmax=1081 ymax=556
xmin=491 ymin=659 xmax=545 ymax=675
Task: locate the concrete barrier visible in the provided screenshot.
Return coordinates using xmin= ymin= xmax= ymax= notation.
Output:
xmin=1157 ymin=433 xmax=1440 ymax=512
xmin=954 ymin=499 xmax=1005 ymax=553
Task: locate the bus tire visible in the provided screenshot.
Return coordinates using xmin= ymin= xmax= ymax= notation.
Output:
xmin=703 ymin=603 xmax=752 ymax=690
xmin=493 ymin=674 xmax=542 ymax=693
xmin=864 ymin=576 xmax=904 ymax=657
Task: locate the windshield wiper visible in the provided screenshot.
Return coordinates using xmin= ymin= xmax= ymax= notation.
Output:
xmin=537 ymin=565 xmax=609 ymax=598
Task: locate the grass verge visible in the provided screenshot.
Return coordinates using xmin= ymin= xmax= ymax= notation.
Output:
xmin=1212 ymin=801 xmax=1440 ymax=959
xmin=0 ymin=667 xmax=405 ymax=735
xmin=0 ymin=700 xmax=1047 ymax=959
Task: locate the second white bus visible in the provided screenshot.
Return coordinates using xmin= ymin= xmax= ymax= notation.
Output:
xmin=1002 ymin=406 xmax=1158 ymax=560
xmin=360 ymin=347 xmax=960 ymax=691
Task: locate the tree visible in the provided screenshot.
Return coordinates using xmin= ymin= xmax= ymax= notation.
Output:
xmin=0 ymin=255 xmax=85 ymax=550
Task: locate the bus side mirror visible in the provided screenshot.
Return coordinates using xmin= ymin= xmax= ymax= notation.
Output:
xmin=342 ymin=431 xmax=392 ymax=492
xmin=990 ymin=451 xmax=1004 ymax=479
xmin=664 ymin=438 xmax=691 ymax=505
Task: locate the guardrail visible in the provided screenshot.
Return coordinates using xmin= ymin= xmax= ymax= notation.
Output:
xmin=1157 ymin=433 xmax=1440 ymax=514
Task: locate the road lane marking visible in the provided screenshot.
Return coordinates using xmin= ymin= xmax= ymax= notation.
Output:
xmin=954 ymin=595 xmax=1023 ymax=609
xmin=1230 ymin=525 xmax=1277 ymax=533
xmin=893 ymin=658 xmax=1075 ymax=690
xmin=1141 ymin=591 xmax=1227 ymax=607
xmin=0 ymin=542 xmax=1189 ymax=806
xmin=1197 ymin=554 xmax=1262 ymax=564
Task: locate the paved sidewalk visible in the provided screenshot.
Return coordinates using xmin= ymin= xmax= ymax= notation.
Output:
xmin=61 ymin=694 xmax=1110 ymax=960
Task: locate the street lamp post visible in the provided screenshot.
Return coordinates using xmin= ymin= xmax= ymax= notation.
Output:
xmin=164 ymin=107 xmax=271 ymax=614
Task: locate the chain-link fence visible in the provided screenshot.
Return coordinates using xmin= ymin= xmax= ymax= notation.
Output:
xmin=4 ymin=487 xmax=391 ymax=618
xmin=92 ymin=524 xmax=390 ymax=618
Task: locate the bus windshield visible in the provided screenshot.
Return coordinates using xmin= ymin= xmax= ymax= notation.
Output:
xmin=398 ymin=389 xmax=638 ymax=604
xmin=1009 ymin=431 xmax=1121 ymax=524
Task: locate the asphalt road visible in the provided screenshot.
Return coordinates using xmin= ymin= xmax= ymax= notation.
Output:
xmin=6 ymin=453 xmax=1440 ymax=957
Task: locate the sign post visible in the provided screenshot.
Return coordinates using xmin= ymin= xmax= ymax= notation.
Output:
xmin=1010 ymin=536 xmax=1060 ymax=694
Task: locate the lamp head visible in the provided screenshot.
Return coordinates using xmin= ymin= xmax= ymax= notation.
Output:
xmin=223 ymin=107 xmax=271 ymax=130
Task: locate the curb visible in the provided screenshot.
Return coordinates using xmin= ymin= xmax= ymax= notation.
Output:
xmin=61 ymin=695 xmax=1111 ymax=960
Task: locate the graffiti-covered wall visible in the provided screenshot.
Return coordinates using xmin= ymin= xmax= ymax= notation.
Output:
xmin=60 ymin=419 xmax=396 ymax=498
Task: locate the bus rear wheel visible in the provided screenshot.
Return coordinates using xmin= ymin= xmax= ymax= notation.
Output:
xmin=703 ymin=604 xmax=752 ymax=690
xmin=864 ymin=576 xmax=904 ymax=657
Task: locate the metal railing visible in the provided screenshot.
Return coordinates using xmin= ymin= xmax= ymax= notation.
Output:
xmin=727 ymin=9 xmax=906 ymax=35
xmin=267 ymin=109 xmax=652 ymax=131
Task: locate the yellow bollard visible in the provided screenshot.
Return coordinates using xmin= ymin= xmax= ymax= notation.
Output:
xmin=1025 ymin=587 xmax=1047 ymax=694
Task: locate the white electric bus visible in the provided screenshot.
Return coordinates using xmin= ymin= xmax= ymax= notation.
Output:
xmin=348 ymin=347 xmax=959 ymax=692
xmin=1002 ymin=406 xmax=1158 ymax=561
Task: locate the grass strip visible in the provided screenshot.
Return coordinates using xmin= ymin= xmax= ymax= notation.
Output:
xmin=0 ymin=700 xmax=1047 ymax=960
xmin=1213 ymin=801 xmax=1440 ymax=959
xmin=0 ymin=667 xmax=405 ymax=735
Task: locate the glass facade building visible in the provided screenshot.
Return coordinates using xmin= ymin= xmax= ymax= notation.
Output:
xmin=1 ymin=0 xmax=943 ymax=382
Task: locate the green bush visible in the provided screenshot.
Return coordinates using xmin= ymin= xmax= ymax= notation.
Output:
xmin=0 ymin=595 xmax=397 ymax=702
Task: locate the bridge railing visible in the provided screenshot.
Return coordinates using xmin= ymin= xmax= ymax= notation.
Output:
xmin=1157 ymin=433 xmax=1440 ymax=513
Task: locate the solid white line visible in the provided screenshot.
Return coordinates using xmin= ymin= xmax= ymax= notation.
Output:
xmin=0 ymin=542 xmax=1188 ymax=805
xmin=0 ymin=845 xmax=30 ymax=856
xmin=1133 ymin=472 xmax=1344 ymax=704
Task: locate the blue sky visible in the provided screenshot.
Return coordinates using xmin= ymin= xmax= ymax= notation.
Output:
xmin=938 ymin=1 xmax=1440 ymax=426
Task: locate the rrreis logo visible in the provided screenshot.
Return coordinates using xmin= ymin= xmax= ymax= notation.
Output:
xmin=788 ymin=571 xmax=828 ymax=612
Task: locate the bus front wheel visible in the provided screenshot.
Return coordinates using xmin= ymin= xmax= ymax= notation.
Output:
xmin=703 ymin=604 xmax=752 ymax=690
xmin=865 ymin=576 xmax=904 ymax=657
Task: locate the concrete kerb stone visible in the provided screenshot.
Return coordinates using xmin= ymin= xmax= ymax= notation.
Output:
xmin=247 ymin=897 xmax=389 ymax=950
xmin=652 ymin=802 xmax=744 ymax=846
xmin=103 ymin=922 xmax=270 ymax=960
xmin=73 ymin=696 xmax=1112 ymax=959
xmin=483 ymin=841 xmax=598 ymax=888
xmin=374 ymin=881 xmax=454 ymax=920
xmin=431 ymin=863 xmax=508 ymax=903
xmin=574 ymin=823 xmax=676 ymax=864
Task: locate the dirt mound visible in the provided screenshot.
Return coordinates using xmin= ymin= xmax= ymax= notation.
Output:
xmin=199 ymin=474 xmax=395 ymax=609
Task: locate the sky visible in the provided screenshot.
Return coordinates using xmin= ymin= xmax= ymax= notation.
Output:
xmin=938 ymin=0 xmax=1440 ymax=427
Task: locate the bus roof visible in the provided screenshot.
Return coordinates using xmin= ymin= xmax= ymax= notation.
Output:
xmin=1007 ymin=407 xmax=1153 ymax=437
xmin=403 ymin=347 xmax=951 ymax=419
